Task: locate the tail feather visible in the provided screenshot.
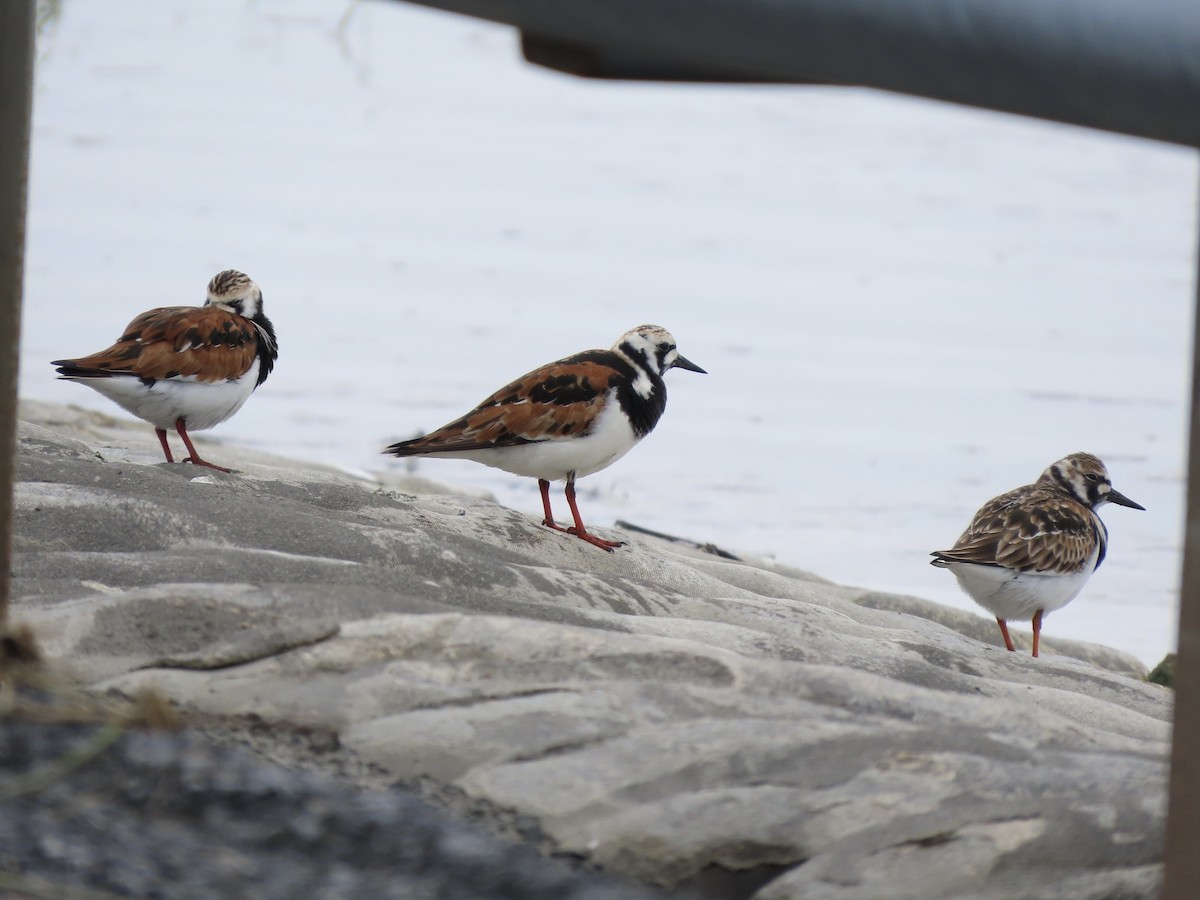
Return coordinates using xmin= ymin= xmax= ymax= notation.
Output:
xmin=931 ymin=550 xmax=1004 ymax=570
xmin=52 ymin=360 xmax=117 ymax=379
xmin=385 ymin=439 xmax=425 ymax=458
xmin=930 ymin=551 xmax=954 ymax=568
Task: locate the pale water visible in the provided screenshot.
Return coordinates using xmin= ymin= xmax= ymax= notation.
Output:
xmin=21 ymin=0 xmax=1199 ymax=666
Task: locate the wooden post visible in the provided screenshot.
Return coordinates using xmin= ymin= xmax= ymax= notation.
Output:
xmin=0 ymin=0 xmax=36 ymax=631
xmin=1163 ymin=181 xmax=1200 ymax=899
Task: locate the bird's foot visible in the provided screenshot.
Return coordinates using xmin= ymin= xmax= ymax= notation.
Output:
xmin=182 ymin=456 xmax=232 ymax=474
xmin=566 ymin=527 xmax=624 ymax=551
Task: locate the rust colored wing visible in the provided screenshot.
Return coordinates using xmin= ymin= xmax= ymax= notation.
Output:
xmin=53 ymin=306 xmax=260 ymax=383
xmin=932 ymin=486 xmax=1100 ymax=575
xmin=388 ymin=351 xmax=627 ymax=455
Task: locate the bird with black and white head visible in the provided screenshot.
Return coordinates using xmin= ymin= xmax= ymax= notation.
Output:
xmin=52 ymin=269 xmax=278 ymax=472
xmin=386 ymin=324 xmax=706 ymax=550
xmin=931 ymin=452 xmax=1144 ymax=657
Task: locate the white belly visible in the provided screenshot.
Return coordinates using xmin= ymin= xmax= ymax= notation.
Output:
xmin=64 ymin=360 xmax=261 ymax=431
xmin=941 ymin=548 xmax=1099 ymax=622
xmin=423 ymin=395 xmax=641 ymax=482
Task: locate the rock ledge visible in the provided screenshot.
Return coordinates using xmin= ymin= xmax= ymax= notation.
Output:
xmin=10 ymin=401 xmax=1170 ymax=899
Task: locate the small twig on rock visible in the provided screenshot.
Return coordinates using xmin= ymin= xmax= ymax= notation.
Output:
xmin=615 ymin=520 xmax=741 ymax=560
xmin=1 ymin=623 xmax=179 ymax=731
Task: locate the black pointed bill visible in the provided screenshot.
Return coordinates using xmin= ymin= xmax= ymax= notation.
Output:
xmin=1107 ymin=488 xmax=1145 ymax=511
xmin=672 ymin=355 xmax=707 ymax=374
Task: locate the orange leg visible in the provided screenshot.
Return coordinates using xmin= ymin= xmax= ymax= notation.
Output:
xmin=563 ymin=477 xmax=623 ymax=551
xmin=154 ymin=428 xmax=175 ymax=463
xmin=1031 ymin=609 xmax=1044 ymax=658
xmin=538 ymin=479 xmax=570 ymax=533
xmin=996 ymin=617 xmax=1016 ymax=652
xmin=174 ymin=418 xmax=231 ymax=473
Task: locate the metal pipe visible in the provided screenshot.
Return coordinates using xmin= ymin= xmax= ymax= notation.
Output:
xmin=0 ymin=0 xmax=36 ymax=631
xmin=1163 ymin=176 xmax=1200 ymax=900
xmin=399 ymin=0 xmax=1200 ymax=147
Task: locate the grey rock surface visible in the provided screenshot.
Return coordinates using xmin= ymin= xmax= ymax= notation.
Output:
xmin=10 ymin=401 xmax=1172 ymax=898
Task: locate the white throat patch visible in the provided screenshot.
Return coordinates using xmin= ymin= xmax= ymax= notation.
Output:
xmin=628 ymin=366 xmax=655 ymax=399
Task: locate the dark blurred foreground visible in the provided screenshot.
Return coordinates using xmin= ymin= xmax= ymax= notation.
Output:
xmin=0 ymin=721 xmax=663 ymax=900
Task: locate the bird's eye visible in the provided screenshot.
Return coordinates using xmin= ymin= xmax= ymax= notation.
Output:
xmin=658 ymin=342 xmax=671 ymax=351
xmin=1085 ymin=473 xmax=1100 ymax=483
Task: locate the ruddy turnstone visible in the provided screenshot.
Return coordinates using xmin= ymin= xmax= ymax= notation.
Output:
xmin=52 ymin=270 xmax=278 ymax=473
xmin=385 ymin=324 xmax=705 ymax=551
xmin=930 ymin=452 xmax=1144 ymax=657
